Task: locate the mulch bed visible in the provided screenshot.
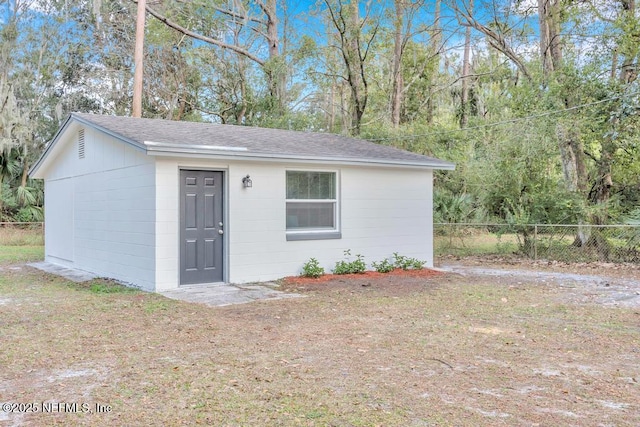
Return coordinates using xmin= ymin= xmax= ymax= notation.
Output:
xmin=282 ymin=268 xmax=443 ymax=286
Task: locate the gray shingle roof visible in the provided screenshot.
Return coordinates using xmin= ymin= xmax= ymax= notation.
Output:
xmin=34 ymin=113 xmax=455 ymax=174
xmin=75 ymin=113 xmax=454 ymax=169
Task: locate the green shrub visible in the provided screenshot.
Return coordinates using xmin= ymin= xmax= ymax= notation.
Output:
xmin=301 ymin=257 xmax=325 ymax=278
xmin=333 ymin=250 xmax=366 ymax=274
xmin=371 ymin=258 xmax=394 ymax=273
xmin=392 ymin=252 xmax=426 ymax=270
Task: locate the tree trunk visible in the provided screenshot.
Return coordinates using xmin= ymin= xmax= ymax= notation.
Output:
xmin=323 ymin=0 xmax=378 ymax=135
xmin=460 ymin=0 xmax=472 ymax=128
xmin=588 ymin=127 xmax=615 ymax=225
xmin=348 ymin=1 xmax=366 ymax=135
xmin=556 ymin=122 xmax=587 ymax=193
xmin=132 ymin=0 xmax=146 ymax=118
xmin=618 ymin=0 xmax=637 ymax=84
xmin=340 ymin=82 xmax=350 ymax=133
xmin=390 ymin=0 xmax=404 ymax=128
xmin=426 ymin=0 xmax=441 ymax=125
xmin=328 ymin=82 xmax=336 ymax=132
xmin=263 ymin=0 xmax=285 ymax=111
xmin=20 ymin=161 xmax=28 ymax=188
xmin=538 ymin=0 xmax=563 ymax=79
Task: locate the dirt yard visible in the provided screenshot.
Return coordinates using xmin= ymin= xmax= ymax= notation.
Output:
xmin=1 ymin=261 xmax=639 ymax=426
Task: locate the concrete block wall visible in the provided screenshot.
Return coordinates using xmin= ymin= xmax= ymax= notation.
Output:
xmin=43 ymin=127 xmax=157 ymax=291
xmin=154 ymin=158 xmax=434 ymax=287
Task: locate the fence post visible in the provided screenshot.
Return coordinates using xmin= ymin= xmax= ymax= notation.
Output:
xmin=534 ymin=225 xmax=538 ymax=261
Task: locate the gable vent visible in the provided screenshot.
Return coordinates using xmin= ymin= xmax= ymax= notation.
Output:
xmin=78 ymin=129 xmax=85 ymax=159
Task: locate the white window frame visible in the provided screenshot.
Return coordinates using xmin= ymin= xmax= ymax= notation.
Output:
xmin=285 ymin=169 xmax=341 ymax=241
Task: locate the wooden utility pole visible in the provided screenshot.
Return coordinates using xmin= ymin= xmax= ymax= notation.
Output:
xmin=132 ymin=0 xmax=146 ymax=118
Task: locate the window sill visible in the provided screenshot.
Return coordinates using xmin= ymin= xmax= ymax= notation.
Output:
xmin=286 ymin=231 xmax=342 ymax=241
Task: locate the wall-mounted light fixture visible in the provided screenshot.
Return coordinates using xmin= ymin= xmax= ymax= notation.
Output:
xmin=242 ymin=174 xmax=252 ymax=188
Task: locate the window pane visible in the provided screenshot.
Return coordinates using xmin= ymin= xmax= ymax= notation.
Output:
xmin=318 ymin=173 xmax=334 ymax=199
xmin=286 ymin=171 xmax=304 ymax=199
xmin=286 ymin=202 xmax=335 ymax=229
xmin=286 ymin=171 xmax=335 ymax=199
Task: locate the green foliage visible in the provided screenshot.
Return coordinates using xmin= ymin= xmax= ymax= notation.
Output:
xmin=1 ymin=0 xmax=639 ymax=231
xmin=333 ymin=250 xmax=366 ymax=275
xmin=301 ymin=258 xmax=325 ymax=278
xmin=434 ymin=190 xmax=487 ymax=224
xmin=625 ymin=208 xmax=640 ymax=225
xmin=371 ymin=258 xmax=394 ymax=273
xmin=1 ymin=182 xmax=44 ymax=222
xmin=13 ymin=206 xmax=43 ymax=222
xmin=392 ymin=253 xmax=425 ymax=270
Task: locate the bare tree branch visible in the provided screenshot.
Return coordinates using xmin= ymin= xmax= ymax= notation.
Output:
xmin=142 ymin=2 xmax=266 ymax=66
xmin=450 ymin=1 xmax=532 ymax=81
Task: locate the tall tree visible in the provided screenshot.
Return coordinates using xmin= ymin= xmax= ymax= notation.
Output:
xmin=424 ymin=0 xmax=442 ymax=124
xmin=390 ymin=0 xmax=405 ymax=128
xmin=451 ymin=0 xmax=532 ymax=81
xmin=459 ymin=0 xmax=473 ymax=128
xmin=389 ymin=0 xmax=427 ymax=127
xmin=538 ymin=0 xmax=563 ymax=79
xmin=143 ymin=0 xmax=287 ymax=116
xmin=588 ymin=0 xmax=640 ymax=222
xmin=1 ymin=0 xmax=98 ymax=220
xmin=323 ymin=0 xmax=380 ymax=135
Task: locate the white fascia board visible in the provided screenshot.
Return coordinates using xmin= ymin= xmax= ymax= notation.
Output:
xmin=143 ymin=141 xmax=248 ymax=152
xmin=143 ymin=141 xmax=456 ymax=170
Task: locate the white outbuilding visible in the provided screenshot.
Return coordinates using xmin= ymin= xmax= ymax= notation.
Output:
xmin=29 ymin=113 xmax=454 ymax=291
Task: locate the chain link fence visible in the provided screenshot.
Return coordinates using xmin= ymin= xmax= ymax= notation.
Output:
xmin=1 ymin=222 xmax=639 ymax=264
xmin=434 ymin=223 xmax=640 ymax=263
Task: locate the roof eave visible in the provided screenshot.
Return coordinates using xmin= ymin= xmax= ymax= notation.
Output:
xmin=144 ymin=143 xmax=456 ymax=170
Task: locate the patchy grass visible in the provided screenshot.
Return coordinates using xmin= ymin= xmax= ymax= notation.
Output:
xmin=435 ymin=232 xmax=519 ymax=257
xmin=0 ymin=231 xmax=44 ymax=264
xmin=1 ymin=265 xmax=639 ymax=426
xmin=72 ymin=278 xmax=141 ymax=295
xmin=0 ymin=226 xmax=44 ymax=267
xmin=0 ymin=245 xmax=44 ymax=264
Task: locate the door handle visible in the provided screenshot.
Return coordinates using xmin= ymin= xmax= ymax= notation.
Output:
xmin=218 ymin=229 xmax=224 ymax=235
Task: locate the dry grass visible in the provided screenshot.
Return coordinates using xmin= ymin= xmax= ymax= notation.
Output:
xmin=0 ymin=226 xmax=43 ymax=247
xmin=1 ymin=265 xmax=639 ymax=426
xmin=0 ymin=226 xmax=44 ymax=264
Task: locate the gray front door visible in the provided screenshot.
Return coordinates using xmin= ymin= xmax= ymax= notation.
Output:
xmin=180 ymin=170 xmax=224 ymax=285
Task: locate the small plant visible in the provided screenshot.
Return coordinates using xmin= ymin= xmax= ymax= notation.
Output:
xmin=301 ymin=257 xmax=325 ymax=278
xmin=333 ymin=250 xmax=366 ymax=274
xmin=372 ymin=258 xmax=394 ymax=273
xmin=392 ymin=252 xmax=426 ymax=270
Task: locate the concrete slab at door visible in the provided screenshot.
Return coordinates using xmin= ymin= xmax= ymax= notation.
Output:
xmin=180 ymin=170 xmax=224 ymax=285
